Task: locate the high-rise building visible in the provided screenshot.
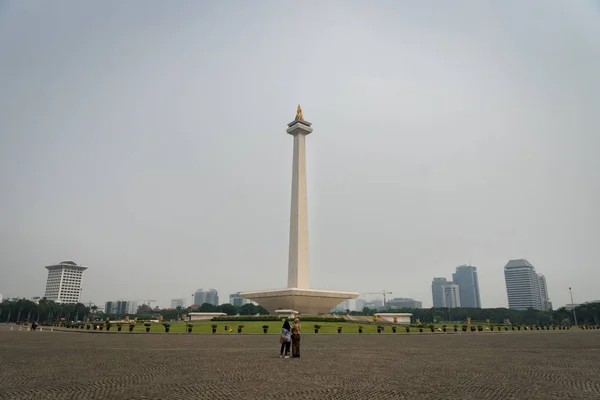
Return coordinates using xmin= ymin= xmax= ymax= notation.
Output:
xmin=442 ymin=284 xmax=461 ymax=308
xmin=229 ymin=292 xmax=257 ymax=307
xmin=44 ymin=261 xmax=87 ymax=304
xmin=387 ymin=298 xmax=423 ymax=309
xmin=537 ymin=274 xmax=552 ymax=311
xmin=452 ymin=265 xmax=482 ymax=308
xmin=432 ymin=278 xmax=461 ymax=308
xmin=0 ymin=293 xmax=3 ymax=303
xmin=504 ymin=259 xmax=551 ymax=311
xmin=170 ymin=298 xmax=185 ymax=309
xmin=194 ymin=289 xmax=219 ymax=307
xmin=105 ymin=300 xmax=137 ymax=315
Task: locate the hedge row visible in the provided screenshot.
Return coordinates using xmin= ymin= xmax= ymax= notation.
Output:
xmin=211 ymin=316 xmax=346 ymax=323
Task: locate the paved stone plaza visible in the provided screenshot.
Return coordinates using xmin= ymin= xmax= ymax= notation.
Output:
xmin=1 ymin=327 xmax=599 ymax=399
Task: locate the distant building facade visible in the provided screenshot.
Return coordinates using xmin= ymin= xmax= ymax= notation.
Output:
xmin=442 ymin=284 xmax=461 ymax=308
xmin=504 ymin=259 xmax=551 ymax=311
xmin=432 ymin=278 xmax=461 ymax=308
xmin=363 ymin=299 xmax=383 ymax=310
xmin=537 ymin=274 xmax=552 ymax=311
xmin=229 ymin=292 xmax=257 ymax=307
xmin=387 ymin=298 xmax=423 ymax=309
xmin=194 ymin=289 xmax=219 ymax=306
xmin=105 ymin=300 xmax=137 ymax=315
xmin=452 ymin=265 xmax=482 ymax=308
xmin=44 ymin=261 xmax=87 ymax=304
xmin=332 ymin=299 xmax=354 ymax=313
xmin=170 ymin=298 xmax=185 ymax=309
xmin=355 ymin=299 xmax=365 ymax=312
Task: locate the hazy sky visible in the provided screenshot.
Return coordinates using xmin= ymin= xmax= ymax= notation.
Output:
xmin=1 ymin=1 xmax=599 ymax=309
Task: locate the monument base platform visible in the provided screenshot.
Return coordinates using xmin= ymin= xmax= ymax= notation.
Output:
xmin=240 ymin=288 xmax=359 ymax=315
xmin=375 ymin=313 xmax=413 ymax=325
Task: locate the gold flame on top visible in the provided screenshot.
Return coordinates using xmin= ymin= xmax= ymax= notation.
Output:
xmin=295 ymin=104 xmax=304 ymax=121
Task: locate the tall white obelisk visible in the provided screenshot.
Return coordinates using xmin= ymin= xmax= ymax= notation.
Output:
xmin=286 ymin=105 xmax=312 ymax=289
xmin=239 ymin=106 xmax=358 ymax=315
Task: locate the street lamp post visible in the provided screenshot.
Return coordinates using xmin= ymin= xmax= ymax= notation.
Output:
xmin=190 ymin=293 xmax=194 ymax=321
xmin=569 ymin=287 xmax=578 ymax=326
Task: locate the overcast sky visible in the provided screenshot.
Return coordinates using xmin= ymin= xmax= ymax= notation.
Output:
xmin=1 ymin=1 xmax=599 ymax=309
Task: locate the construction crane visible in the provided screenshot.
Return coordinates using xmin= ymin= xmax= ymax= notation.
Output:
xmin=145 ymin=299 xmax=156 ymax=308
xmin=365 ymin=290 xmax=393 ymax=309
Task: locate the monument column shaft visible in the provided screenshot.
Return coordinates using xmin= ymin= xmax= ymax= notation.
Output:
xmin=288 ymin=133 xmax=310 ymax=289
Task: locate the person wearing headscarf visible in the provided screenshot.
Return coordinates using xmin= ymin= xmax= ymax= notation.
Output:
xmin=291 ymin=317 xmax=301 ymax=358
xmin=280 ymin=319 xmax=292 ymax=358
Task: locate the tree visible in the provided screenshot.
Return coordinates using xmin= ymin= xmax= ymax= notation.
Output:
xmin=198 ymin=303 xmax=217 ymax=312
xmin=239 ymin=303 xmax=257 ymax=315
xmin=217 ymin=303 xmax=238 ymax=316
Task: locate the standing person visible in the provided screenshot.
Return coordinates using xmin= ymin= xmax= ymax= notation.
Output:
xmin=291 ymin=319 xmax=301 ymax=358
xmin=280 ymin=319 xmax=292 ymax=358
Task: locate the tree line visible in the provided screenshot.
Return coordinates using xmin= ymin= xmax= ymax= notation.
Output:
xmin=2 ymin=297 xmax=598 ymax=325
xmin=0 ymin=299 xmax=91 ymax=323
xmin=341 ymin=303 xmax=600 ymax=325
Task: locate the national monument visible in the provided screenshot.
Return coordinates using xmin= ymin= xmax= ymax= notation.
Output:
xmin=240 ymin=106 xmax=359 ymax=314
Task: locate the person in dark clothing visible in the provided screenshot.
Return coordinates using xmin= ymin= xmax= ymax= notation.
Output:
xmin=280 ymin=319 xmax=292 ymax=358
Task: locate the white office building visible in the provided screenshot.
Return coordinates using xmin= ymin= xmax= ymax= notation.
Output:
xmin=44 ymin=261 xmax=87 ymax=304
xmin=432 ymin=278 xmax=461 ymax=308
xmin=504 ymin=259 xmax=551 ymax=311
xmin=442 ymin=284 xmax=461 ymax=308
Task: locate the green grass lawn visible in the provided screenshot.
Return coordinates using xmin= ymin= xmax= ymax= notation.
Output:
xmin=96 ymin=321 xmax=500 ymax=334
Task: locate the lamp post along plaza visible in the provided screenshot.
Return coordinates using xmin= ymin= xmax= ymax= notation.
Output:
xmin=569 ymin=287 xmax=578 ymax=326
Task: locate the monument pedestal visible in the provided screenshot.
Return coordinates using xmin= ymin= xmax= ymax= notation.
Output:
xmin=240 ymin=288 xmax=358 ymax=315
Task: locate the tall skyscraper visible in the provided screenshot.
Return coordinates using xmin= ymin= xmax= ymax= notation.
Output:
xmin=432 ymin=278 xmax=461 ymax=308
xmin=44 ymin=261 xmax=87 ymax=304
xmin=504 ymin=259 xmax=551 ymax=310
xmin=452 ymin=265 xmax=482 ymax=308
xmin=194 ymin=289 xmax=219 ymax=306
xmin=537 ymin=274 xmax=552 ymax=311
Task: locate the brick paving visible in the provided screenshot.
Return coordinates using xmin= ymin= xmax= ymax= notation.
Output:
xmin=1 ymin=326 xmax=599 ymax=399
